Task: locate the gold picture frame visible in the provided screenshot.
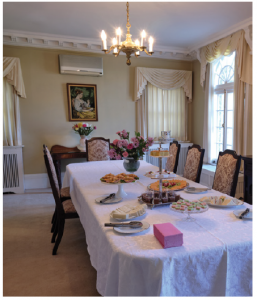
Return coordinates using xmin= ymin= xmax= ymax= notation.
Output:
xmin=67 ymin=83 xmax=98 ymax=121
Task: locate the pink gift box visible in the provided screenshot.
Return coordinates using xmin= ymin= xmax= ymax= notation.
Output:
xmin=154 ymin=223 xmax=183 ymax=248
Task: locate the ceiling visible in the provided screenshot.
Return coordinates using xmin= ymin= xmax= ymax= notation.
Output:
xmin=3 ymin=2 xmax=252 ymax=57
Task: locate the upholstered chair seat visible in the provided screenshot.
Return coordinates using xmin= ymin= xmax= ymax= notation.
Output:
xmin=86 ymin=137 xmax=110 ymax=161
xmin=60 ymin=187 xmax=70 ymax=199
xmin=165 ymin=142 xmax=181 ymax=173
xmin=212 ymin=150 xmax=241 ymax=197
xmin=183 ymin=144 xmax=205 ymax=183
xmin=62 ymin=199 xmax=77 ymax=214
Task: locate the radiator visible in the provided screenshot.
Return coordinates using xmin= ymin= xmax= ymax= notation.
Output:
xmin=3 ymin=146 xmax=25 ymax=193
xmin=145 ymin=142 xmax=192 ymax=174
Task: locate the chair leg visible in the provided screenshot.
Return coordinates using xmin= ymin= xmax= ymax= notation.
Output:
xmin=51 ymin=209 xmax=57 ymax=232
xmin=52 ymin=218 xmax=65 ymax=255
xmin=51 ymin=217 xmax=58 ymax=244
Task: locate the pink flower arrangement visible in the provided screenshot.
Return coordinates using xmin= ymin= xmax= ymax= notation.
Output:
xmin=108 ymin=130 xmax=154 ymax=160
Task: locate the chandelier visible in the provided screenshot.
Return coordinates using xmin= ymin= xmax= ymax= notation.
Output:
xmin=101 ymin=2 xmax=154 ymax=65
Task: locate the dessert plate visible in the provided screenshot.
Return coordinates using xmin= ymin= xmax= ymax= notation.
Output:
xmin=206 ymin=200 xmax=244 ymax=208
xmin=184 ymin=187 xmax=209 ymax=194
xmin=233 ymin=209 xmax=252 ymax=219
xmin=113 ymin=220 xmax=150 ymax=234
xmin=95 ymin=194 xmax=122 ymax=204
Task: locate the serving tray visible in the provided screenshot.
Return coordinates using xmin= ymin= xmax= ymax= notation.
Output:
xmin=138 ymin=196 xmax=180 ymax=210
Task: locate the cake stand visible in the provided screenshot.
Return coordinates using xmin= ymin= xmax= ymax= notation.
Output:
xmin=150 ymin=141 xmax=173 ymax=195
xmin=102 ymin=181 xmax=136 ymax=198
xmin=170 ymin=205 xmax=209 ymax=222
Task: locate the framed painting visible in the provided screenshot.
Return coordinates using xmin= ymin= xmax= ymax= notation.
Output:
xmin=67 ymin=83 xmax=98 ymax=121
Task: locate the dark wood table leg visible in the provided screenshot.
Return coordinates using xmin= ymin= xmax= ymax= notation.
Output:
xmin=53 ymin=159 xmax=62 ymax=189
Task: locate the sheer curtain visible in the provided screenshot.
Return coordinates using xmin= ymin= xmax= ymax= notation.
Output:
xmin=147 ymin=83 xmax=187 ymax=141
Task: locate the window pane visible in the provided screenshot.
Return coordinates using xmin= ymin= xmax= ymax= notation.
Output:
xmin=227 ymin=111 xmax=233 ymax=127
xmin=227 ymin=145 xmax=232 ymax=150
xmin=227 ymin=92 xmax=233 ymax=110
xmin=216 ymin=143 xmax=223 ymax=158
xmin=214 ymin=52 xmax=235 ymax=87
xmin=217 ymin=127 xmax=223 ymax=143
xmin=217 ymin=94 xmax=224 ymax=110
xmin=217 ymin=111 xmax=224 ymax=127
xmin=227 ymin=128 xmax=233 ymax=145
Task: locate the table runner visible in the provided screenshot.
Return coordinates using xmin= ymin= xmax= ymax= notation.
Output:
xmin=63 ymin=160 xmax=252 ymax=296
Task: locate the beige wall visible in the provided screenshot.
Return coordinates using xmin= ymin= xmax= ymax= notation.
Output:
xmin=191 ymin=59 xmax=205 ymax=147
xmin=3 ymin=45 xmax=193 ymax=174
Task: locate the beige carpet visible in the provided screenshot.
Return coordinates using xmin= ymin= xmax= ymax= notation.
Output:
xmin=3 ymin=192 xmax=100 ymax=296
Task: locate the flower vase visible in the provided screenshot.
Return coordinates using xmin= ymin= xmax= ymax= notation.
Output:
xmin=78 ymin=135 xmax=87 ymax=152
xmin=123 ymin=157 xmax=140 ymax=173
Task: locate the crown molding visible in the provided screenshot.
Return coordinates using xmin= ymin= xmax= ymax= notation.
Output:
xmin=3 ymin=16 xmax=252 ymax=62
xmin=188 ymin=17 xmax=252 ymax=53
xmin=3 ymin=29 xmax=195 ymax=61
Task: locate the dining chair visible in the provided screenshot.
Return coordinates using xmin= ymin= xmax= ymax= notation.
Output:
xmin=43 ymin=145 xmax=71 ymax=233
xmin=183 ymin=144 xmax=205 ymax=183
xmin=86 ymin=137 xmax=110 ymax=161
xmin=43 ymin=145 xmax=79 ymax=255
xmin=165 ymin=141 xmax=181 ymax=173
xmin=212 ymin=149 xmax=241 ymax=197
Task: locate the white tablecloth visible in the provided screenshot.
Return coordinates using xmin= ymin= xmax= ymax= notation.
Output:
xmin=62 ymin=160 xmax=252 ymax=296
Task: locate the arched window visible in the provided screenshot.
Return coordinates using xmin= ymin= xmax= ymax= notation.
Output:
xmin=212 ymin=52 xmax=235 ymax=163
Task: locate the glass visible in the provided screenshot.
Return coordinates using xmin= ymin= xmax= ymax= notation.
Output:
xmin=217 ymin=111 xmax=224 ymax=127
xmin=216 ymin=128 xmax=223 ymax=143
xmin=123 ymin=157 xmax=140 ymax=173
xmin=215 ymin=143 xmax=223 ymax=159
xmin=227 ymin=128 xmax=233 ymax=145
xmin=227 ymin=93 xmax=233 ymax=110
xmin=217 ymin=94 xmax=224 ymax=110
xmin=227 ymin=111 xmax=233 ymax=128
xmin=214 ymin=52 xmax=235 ymax=87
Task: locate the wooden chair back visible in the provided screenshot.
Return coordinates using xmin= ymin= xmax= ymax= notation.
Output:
xmin=212 ymin=149 xmax=241 ymax=197
xmin=86 ymin=137 xmax=110 ymax=161
xmin=43 ymin=145 xmax=65 ymax=216
xmin=183 ymin=144 xmax=205 ymax=183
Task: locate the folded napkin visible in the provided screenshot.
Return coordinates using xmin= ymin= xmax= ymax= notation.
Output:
xmin=154 ymin=223 xmax=183 ymax=248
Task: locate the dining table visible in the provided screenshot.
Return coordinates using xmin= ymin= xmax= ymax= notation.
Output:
xmin=62 ymin=160 xmax=252 ymax=296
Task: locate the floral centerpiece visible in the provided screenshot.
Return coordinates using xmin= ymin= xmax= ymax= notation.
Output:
xmin=72 ymin=123 xmax=97 ymax=152
xmin=108 ymin=130 xmax=154 ymax=172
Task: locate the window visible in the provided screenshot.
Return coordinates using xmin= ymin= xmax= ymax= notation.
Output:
xmin=147 ymin=83 xmax=187 ymax=141
xmin=211 ymin=52 xmax=235 ymax=163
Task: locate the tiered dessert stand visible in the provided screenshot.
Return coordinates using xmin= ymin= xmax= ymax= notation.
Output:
xmin=149 ymin=141 xmax=175 ymax=194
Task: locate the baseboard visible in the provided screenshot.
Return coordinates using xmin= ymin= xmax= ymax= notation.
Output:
xmin=24 ymin=173 xmax=65 ymax=190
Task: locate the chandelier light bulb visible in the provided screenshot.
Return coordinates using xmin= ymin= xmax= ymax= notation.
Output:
xmin=101 ymin=30 xmax=107 ymax=50
xmin=141 ymin=30 xmax=146 ymax=46
xmin=116 ymin=27 xmax=122 ymax=45
xmin=112 ymin=38 xmax=118 ymax=54
xmin=149 ymin=36 xmax=154 ymax=52
xmin=135 ymin=39 xmax=140 ymax=56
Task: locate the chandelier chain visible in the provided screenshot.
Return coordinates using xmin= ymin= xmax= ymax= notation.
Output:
xmin=126 ymin=2 xmax=131 ymax=32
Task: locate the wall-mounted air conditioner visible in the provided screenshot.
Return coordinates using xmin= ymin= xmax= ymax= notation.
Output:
xmin=59 ymin=55 xmax=103 ymax=76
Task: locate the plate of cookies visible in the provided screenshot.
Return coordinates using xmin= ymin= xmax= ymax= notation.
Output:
xmin=100 ymin=173 xmax=139 ymax=184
